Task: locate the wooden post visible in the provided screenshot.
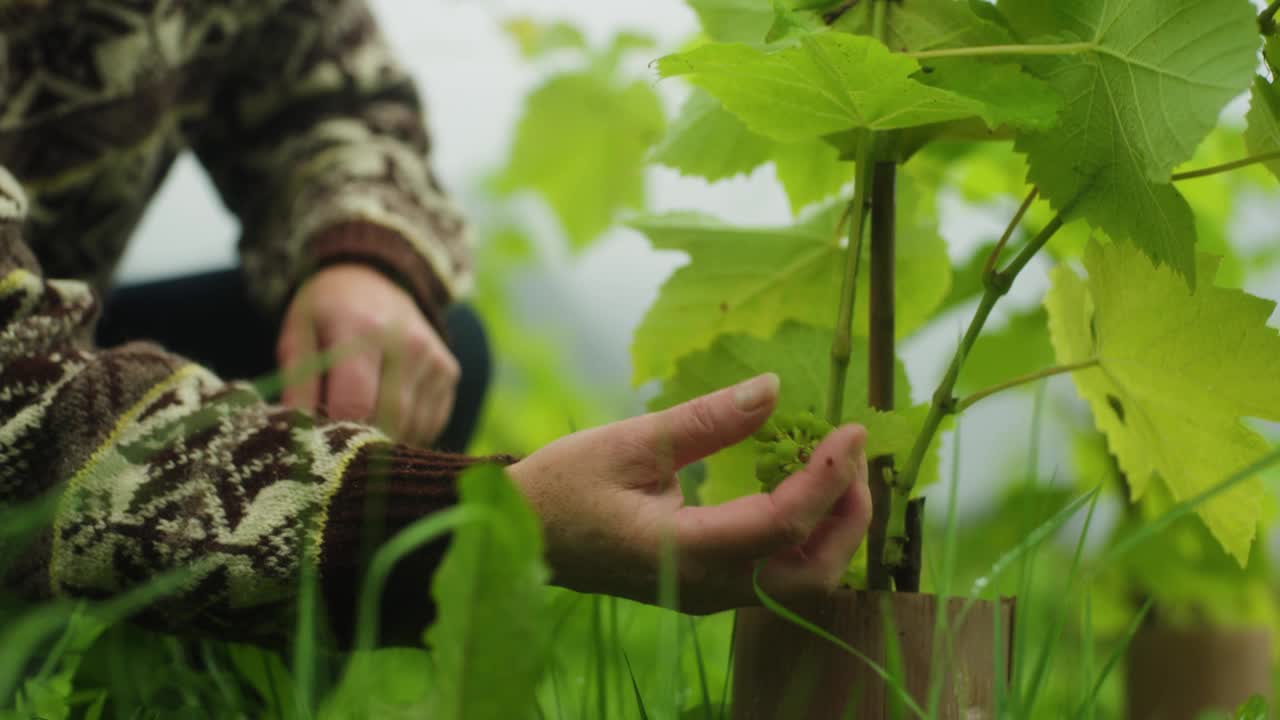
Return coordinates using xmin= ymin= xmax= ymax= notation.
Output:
xmin=733 ymin=591 xmax=1015 ymax=719
xmin=1126 ymin=620 xmax=1274 ymax=719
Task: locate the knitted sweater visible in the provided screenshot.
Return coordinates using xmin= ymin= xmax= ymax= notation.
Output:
xmin=0 ymin=0 xmax=502 ymax=647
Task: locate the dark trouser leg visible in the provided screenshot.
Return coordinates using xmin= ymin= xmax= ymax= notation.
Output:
xmin=96 ymin=269 xmax=491 ymax=453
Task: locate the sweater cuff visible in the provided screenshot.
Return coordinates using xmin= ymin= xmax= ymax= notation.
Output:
xmin=319 ymin=442 xmax=518 ymax=648
xmin=305 ymin=221 xmax=452 ymax=333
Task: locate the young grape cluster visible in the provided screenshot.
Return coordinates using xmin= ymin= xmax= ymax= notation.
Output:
xmin=751 ymin=411 xmax=834 ymax=492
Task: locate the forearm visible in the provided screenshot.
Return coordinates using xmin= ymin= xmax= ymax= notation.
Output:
xmin=0 ymin=168 xmax=496 ymax=648
xmin=192 ymin=0 xmax=472 ymax=324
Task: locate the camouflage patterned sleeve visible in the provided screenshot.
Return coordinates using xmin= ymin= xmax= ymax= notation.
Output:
xmin=0 ymin=168 xmax=503 ymax=647
xmin=190 ymin=0 xmax=471 ymax=329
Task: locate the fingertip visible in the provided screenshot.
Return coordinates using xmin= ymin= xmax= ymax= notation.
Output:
xmin=839 ymin=423 xmax=867 ymax=448
xmin=732 ymin=373 xmax=780 ymax=415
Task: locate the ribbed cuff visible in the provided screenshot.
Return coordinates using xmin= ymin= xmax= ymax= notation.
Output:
xmin=319 ymin=442 xmax=518 ymax=648
xmin=305 ymin=220 xmax=452 ymax=334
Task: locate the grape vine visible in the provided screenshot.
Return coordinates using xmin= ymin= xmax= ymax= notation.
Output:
xmin=641 ymin=0 xmax=1280 ymax=588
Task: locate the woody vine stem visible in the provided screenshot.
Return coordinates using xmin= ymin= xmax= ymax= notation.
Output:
xmin=824 ymin=0 xmax=903 ymax=590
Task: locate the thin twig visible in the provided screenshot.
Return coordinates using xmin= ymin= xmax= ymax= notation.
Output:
xmin=825 ymin=136 xmax=876 ymax=425
xmin=895 ymin=213 xmax=1067 ymax=497
xmin=983 ymin=187 xmax=1039 ymax=280
xmin=1261 ymin=0 xmax=1280 ymax=34
xmin=1171 ymin=150 xmax=1280 ymax=182
xmin=955 ymin=359 xmax=1100 ymax=413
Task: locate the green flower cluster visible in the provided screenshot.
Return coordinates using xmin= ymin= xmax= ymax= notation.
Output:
xmin=751 ymin=411 xmax=833 ymax=491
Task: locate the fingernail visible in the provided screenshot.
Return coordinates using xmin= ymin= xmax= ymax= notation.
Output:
xmin=734 ymin=373 xmax=779 ymax=412
xmin=849 ymin=438 xmax=865 ymax=479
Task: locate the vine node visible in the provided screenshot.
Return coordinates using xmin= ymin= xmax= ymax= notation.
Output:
xmin=932 ymin=389 xmax=959 ymax=416
xmin=983 ymin=268 xmax=1014 ymax=297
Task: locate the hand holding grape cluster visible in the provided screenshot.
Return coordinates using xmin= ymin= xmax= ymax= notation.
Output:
xmin=752 ymin=411 xmax=835 ymax=492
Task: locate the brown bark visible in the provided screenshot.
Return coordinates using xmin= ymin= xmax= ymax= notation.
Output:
xmin=866 ymin=161 xmax=897 ymax=592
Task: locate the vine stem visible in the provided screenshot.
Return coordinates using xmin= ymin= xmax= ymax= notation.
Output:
xmin=955 ymin=359 xmax=1100 ymax=413
xmin=864 ymin=0 xmax=898 ymax=592
xmin=1262 ymin=0 xmax=1280 ymax=34
xmin=903 ymin=42 xmax=1094 ymax=61
xmin=825 ymin=135 xmax=875 ymax=426
xmin=983 ymin=187 xmax=1038 ymax=278
xmin=1171 ymin=149 xmax=1280 ymax=181
xmin=895 ymin=212 xmax=1067 ymax=497
xmin=866 ymin=161 xmax=897 ymax=592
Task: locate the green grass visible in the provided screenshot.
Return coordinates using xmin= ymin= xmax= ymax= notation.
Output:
xmin=3 ymin=402 xmax=1278 ymax=719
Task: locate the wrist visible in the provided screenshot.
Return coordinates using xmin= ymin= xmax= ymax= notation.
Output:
xmin=504 ymin=456 xmax=571 ymax=591
xmin=304 ymin=220 xmax=451 ymax=332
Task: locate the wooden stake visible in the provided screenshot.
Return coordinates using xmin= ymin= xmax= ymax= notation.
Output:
xmin=733 ymin=591 xmax=1015 ymax=719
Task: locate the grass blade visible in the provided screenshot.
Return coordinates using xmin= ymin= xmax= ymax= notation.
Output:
xmin=623 ymin=651 xmax=651 ymax=720
xmin=1074 ymin=599 xmax=1153 ymax=720
xmin=1098 ymin=446 xmax=1280 ymax=570
xmin=1021 ymin=490 xmax=1101 ymax=715
xmin=1080 ymin=594 xmax=1094 ymax=720
xmin=688 ymin=616 xmax=714 ymax=720
xmin=927 ymin=417 xmax=965 ymax=717
xmin=655 ymin=532 xmax=682 ymax=720
xmin=354 ymin=505 xmax=488 ymax=651
xmin=967 ymin=485 xmax=1101 ymax=599
xmin=1010 ymin=385 xmax=1049 ymax=707
xmin=717 ymin=619 xmax=736 ymax=720
xmin=592 ymin=597 xmax=609 ymax=720
xmin=293 ymin=555 xmax=319 ymax=719
xmin=752 ymin=568 xmax=926 ymax=720
xmin=0 ymin=567 xmax=192 ymax=705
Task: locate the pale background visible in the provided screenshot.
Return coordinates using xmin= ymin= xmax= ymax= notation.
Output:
xmin=120 ymin=1 xmax=1280 ymax=546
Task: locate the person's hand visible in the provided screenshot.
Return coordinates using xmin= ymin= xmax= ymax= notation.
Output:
xmin=277 ymin=263 xmax=459 ymax=447
xmin=507 ymin=373 xmax=871 ymax=614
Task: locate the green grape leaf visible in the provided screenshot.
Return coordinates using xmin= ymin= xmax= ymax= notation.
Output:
xmin=652 ymin=90 xmax=775 ymax=181
xmin=834 ymin=0 xmax=1013 ymax=51
xmin=1116 ymin=480 xmax=1278 ymax=631
xmin=1236 ymin=695 xmax=1271 ymax=720
xmin=655 ymin=33 xmax=1057 ymax=142
xmin=686 ymin=0 xmax=775 ymax=42
xmin=772 ymin=139 xmax=858 ymax=214
xmin=1175 ymin=128 xmax=1275 ymax=287
xmin=1003 ymin=0 xmax=1260 ymax=284
xmin=498 ymin=73 xmax=664 ymax=249
xmin=630 ymin=208 xmax=839 ymax=385
xmin=649 ymin=321 xmax=925 ymax=505
xmin=766 ymin=0 xmax=824 ymax=42
xmin=426 ymin=465 xmax=550 ymax=720
xmin=652 ymin=90 xmax=853 ymax=212
xmin=1044 ymin=241 xmax=1280 ymax=564
xmin=1244 ymin=76 xmax=1280 ymax=183
xmin=825 ymin=1 xmax=1046 ymax=159
xmin=630 ymin=172 xmax=950 ymax=384
xmin=502 ymin=18 xmax=588 ymax=58
xmin=916 ymin=60 xmax=1062 ymax=133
